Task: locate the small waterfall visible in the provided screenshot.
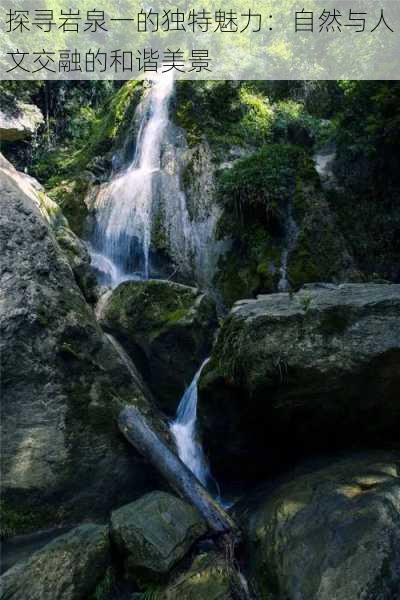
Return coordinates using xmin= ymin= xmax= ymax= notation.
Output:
xmin=91 ymin=74 xmax=174 ymax=286
xmin=170 ymin=359 xmax=212 ymax=488
xmin=278 ymin=201 xmax=299 ymax=292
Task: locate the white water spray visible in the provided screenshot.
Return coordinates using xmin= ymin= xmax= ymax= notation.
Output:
xmin=170 ymin=359 xmax=212 ymax=487
xmin=91 ymin=74 xmax=174 ymax=285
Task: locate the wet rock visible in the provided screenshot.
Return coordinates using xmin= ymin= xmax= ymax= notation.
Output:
xmin=0 ymin=155 xmax=166 ymax=532
xmin=199 ymin=283 xmax=400 ymax=479
xmin=100 ymin=279 xmax=217 ymax=414
xmin=0 ymin=98 xmax=44 ymax=142
xmin=55 ymin=226 xmax=98 ymax=302
xmin=0 ymin=523 xmax=110 ymax=600
xmin=110 ymin=491 xmax=207 ymax=581
xmin=238 ymin=452 xmax=400 ymax=600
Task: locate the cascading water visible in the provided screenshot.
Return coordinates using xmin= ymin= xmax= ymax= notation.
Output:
xmin=89 ymin=74 xmax=224 ymax=292
xmin=278 ymin=201 xmax=299 ymax=292
xmin=170 ymin=359 xmax=213 ymax=488
xmin=91 ymin=74 xmax=174 ymax=286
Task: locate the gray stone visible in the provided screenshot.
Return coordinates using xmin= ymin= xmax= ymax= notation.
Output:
xmin=100 ymin=279 xmax=217 ymax=413
xmin=111 ymin=491 xmax=207 ymax=579
xmin=199 ymin=283 xmax=400 ymax=479
xmin=0 ymin=154 xmax=167 ymax=530
xmin=0 ymin=524 xmax=110 ymax=600
xmin=0 ymin=100 xmax=44 ymax=142
xmin=238 ymin=453 xmax=400 ymax=600
xmin=55 ymin=225 xmax=98 ymax=302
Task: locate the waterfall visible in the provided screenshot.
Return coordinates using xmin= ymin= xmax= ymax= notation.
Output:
xmin=91 ymin=74 xmax=174 ymax=286
xmin=278 ymin=201 xmax=299 ymax=292
xmin=170 ymin=359 xmax=213 ymax=488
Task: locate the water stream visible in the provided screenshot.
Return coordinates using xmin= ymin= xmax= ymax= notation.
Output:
xmin=278 ymin=201 xmax=299 ymax=292
xmin=170 ymin=359 xmax=213 ymax=489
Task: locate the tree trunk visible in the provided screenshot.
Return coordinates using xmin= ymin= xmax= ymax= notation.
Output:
xmin=118 ymin=405 xmax=241 ymax=544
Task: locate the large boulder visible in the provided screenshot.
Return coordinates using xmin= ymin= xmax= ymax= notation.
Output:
xmin=0 ymin=97 xmax=44 ymax=142
xmin=99 ymin=280 xmax=217 ymax=413
xmin=199 ymin=283 xmax=400 ymax=479
xmin=110 ymin=491 xmax=207 ymax=581
xmin=238 ymin=452 xmax=400 ymax=600
xmin=0 ymin=154 xmax=167 ymax=533
xmin=0 ymin=524 xmax=110 ymax=600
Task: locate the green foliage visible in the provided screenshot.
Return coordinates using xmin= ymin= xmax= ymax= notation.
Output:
xmin=330 ymin=81 xmax=400 ymax=277
xmin=214 ymin=144 xmax=314 ymax=305
xmin=71 ymin=80 xmax=141 ymax=169
xmin=218 ymin=144 xmax=303 ymax=229
xmin=271 ymin=99 xmax=321 ymax=146
xmin=30 ymin=81 xmax=142 ymax=185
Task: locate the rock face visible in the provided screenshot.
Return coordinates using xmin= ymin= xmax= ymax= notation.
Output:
xmin=0 ymin=154 xmax=166 ymax=531
xmin=110 ymin=491 xmax=207 ymax=580
xmin=55 ymin=225 xmax=98 ymax=302
xmin=0 ymin=524 xmax=110 ymax=600
xmin=199 ymin=283 xmax=400 ymax=479
xmin=0 ymin=98 xmax=44 ymax=142
xmin=238 ymin=453 xmax=400 ymax=600
xmin=100 ymin=279 xmax=217 ymax=413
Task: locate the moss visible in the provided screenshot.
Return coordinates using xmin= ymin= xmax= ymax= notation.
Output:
xmin=47 ymin=177 xmax=90 ymax=236
xmin=151 ymin=208 xmax=168 ymax=252
xmin=37 ymin=191 xmax=67 ymax=228
xmin=164 ymin=308 xmax=189 ymax=323
xmin=174 ymin=81 xmax=274 ymax=155
xmin=214 ymin=144 xmax=308 ymax=305
xmin=287 ymin=209 xmax=344 ymax=289
xmin=286 ymin=229 xmax=321 ymax=288
xmin=0 ymin=500 xmax=65 ymax=540
xmin=106 ymin=281 xmax=195 ymax=337
xmin=215 ymin=236 xmax=282 ymax=306
xmin=217 ymin=144 xmax=303 ymax=231
xmin=287 ymin=158 xmax=350 ymax=289
xmin=70 ymin=80 xmax=141 ymax=171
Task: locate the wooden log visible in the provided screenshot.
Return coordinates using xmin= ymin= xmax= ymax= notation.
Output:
xmin=118 ymin=405 xmax=241 ymax=543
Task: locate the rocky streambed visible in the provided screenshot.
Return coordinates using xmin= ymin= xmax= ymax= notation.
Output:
xmin=1 ymin=90 xmax=400 ymax=599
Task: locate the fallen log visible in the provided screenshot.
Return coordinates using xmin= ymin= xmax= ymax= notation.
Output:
xmin=118 ymin=405 xmax=241 ymax=544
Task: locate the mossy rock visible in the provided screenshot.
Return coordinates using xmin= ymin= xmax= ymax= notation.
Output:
xmin=1 ymin=156 xmax=166 ymax=530
xmin=0 ymin=524 xmax=110 ymax=600
xmin=199 ymin=283 xmax=400 ymax=481
xmin=100 ymin=279 xmax=217 ymax=414
xmin=48 ymin=177 xmax=91 ymax=237
xmin=287 ymin=175 xmax=359 ymax=289
xmin=213 ymin=144 xmax=307 ymax=306
xmin=238 ymin=452 xmax=400 ymax=600
xmin=110 ymin=492 xmax=207 ymax=583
